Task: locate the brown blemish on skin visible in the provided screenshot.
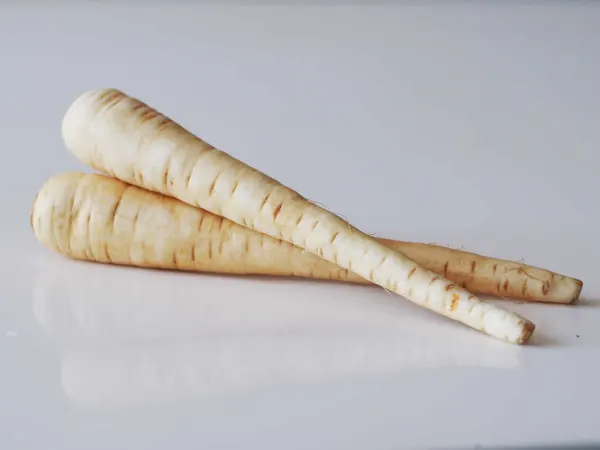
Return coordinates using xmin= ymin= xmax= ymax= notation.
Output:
xmin=504 ymin=266 xmax=547 ymax=284
xmin=139 ymin=109 xmax=159 ymax=123
xmin=522 ymin=278 xmax=528 ymax=296
xmin=104 ymin=95 xmax=123 ymax=112
xmin=443 ymin=261 xmax=449 ymax=277
xmin=295 ymin=213 xmax=304 ymax=227
xmin=450 ymin=293 xmax=460 ymax=312
xmin=215 ymin=217 xmax=224 ymax=233
xmin=65 ymin=198 xmax=76 ymax=255
xmin=109 ymin=187 xmax=127 ymax=232
xmin=369 ymin=268 xmax=376 ymax=281
xmin=162 ymin=165 xmax=169 ymax=190
xmin=470 ymin=261 xmax=477 ymax=274
xmin=407 ymin=267 xmax=417 ymax=280
xmin=503 ymin=279 xmax=509 ymax=293
xmin=495 ymin=280 xmax=502 ymax=294
xmin=493 ymin=264 xmax=498 ymax=274
xmin=98 ymin=90 xmax=123 ymax=112
xmin=85 ymin=212 xmax=94 ymax=260
xmin=260 ymin=193 xmax=272 ymax=211
xmin=273 ymin=203 xmax=283 ymax=220
xmin=156 ymin=116 xmax=171 ymax=132
xmin=104 ymin=242 xmax=112 ymax=263
xmin=542 ymin=281 xmax=550 ymax=296
xmin=331 ymin=251 xmax=339 ymax=266
xmin=519 ymin=320 xmax=536 ymax=344
xmin=130 ymin=208 xmax=140 ymax=234
xmin=208 ymin=176 xmax=219 ymax=197
xmin=97 ymin=89 xmax=116 ymax=103
xmin=330 ymin=232 xmax=340 ymax=245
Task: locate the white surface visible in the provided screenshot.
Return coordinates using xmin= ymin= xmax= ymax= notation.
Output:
xmin=2 ymin=3 xmax=600 ymax=449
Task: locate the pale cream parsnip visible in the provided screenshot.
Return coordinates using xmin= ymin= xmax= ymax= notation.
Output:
xmin=60 ymin=88 xmax=536 ymax=343
xmin=32 ymin=173 xmax=582 ymax=305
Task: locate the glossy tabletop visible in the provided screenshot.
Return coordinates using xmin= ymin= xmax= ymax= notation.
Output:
xmin=2 ymin=3 xmax=600 ymax=449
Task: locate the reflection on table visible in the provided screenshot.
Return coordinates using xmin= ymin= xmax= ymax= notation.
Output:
xmin=33 ymin=255 xmax=525 ymax=411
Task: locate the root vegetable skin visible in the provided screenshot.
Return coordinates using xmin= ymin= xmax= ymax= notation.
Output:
xmin=384 ymin=241 xmax=582 ymax=304
xmin=61 ymin=88 xmax=535 ymax=344
xmin=32 ymin=173 xmax=582 ymax=305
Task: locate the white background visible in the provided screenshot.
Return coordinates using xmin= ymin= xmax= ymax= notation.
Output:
xmin=2 ymin=2 xmax=599 ymax=449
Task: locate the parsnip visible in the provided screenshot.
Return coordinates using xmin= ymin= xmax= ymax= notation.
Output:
xmin=61 ymin=88 xmax=535 ymax=343
xmin=381 ymin=241 xmax=582 ymax=304
xmin=32 ymin=173 xmax=582 ymax=305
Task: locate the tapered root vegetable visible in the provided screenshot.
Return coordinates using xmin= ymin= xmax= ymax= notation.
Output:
xmin=32 ymin=173 xmax=582 ymax=304
xmin=383 ymin=241 xmax=582 ymax=304
xmin=61 ymin=88 xmax=536 ymax=344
